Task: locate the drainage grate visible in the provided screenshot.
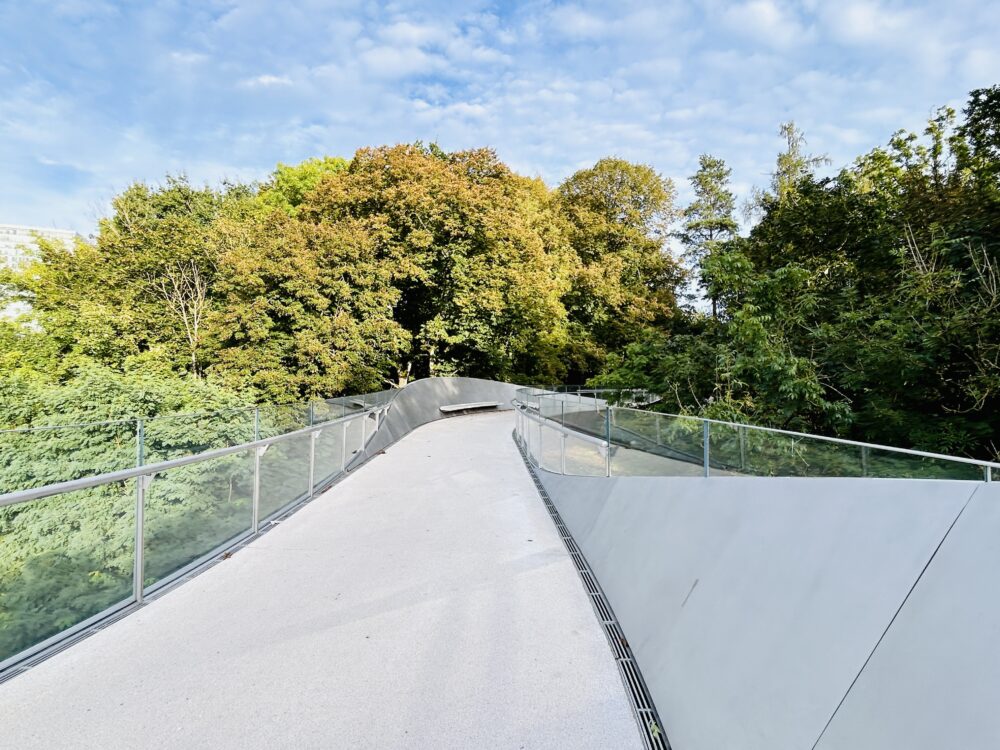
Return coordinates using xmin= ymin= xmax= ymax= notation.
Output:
xmin=513 ymin=431 xmax=671 ymax=750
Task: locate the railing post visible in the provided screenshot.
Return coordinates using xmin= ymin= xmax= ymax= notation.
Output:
xmin=605 ymin=407 xmax=612 ymax=477
xmin=861 ymin=446 xmax=870 ymax=478
xmin=341 ymin=420 xmax=349 ymax=471
xmin=655 ymin=413 xmax=661 ymax=446
xmin=560 ymin=430 xmax=567 ymax=475
xmin=739 ymin=426 xmax=747 ymax=471
xmin=133 ymin=419 xmax=147 ymax=604
xmin=536 ymin=418 xmax=542 ymax=466
xmin=253 ymin=446 xmax=264 ymax=533
xmin=986 ymin=466 xmax=993 ymax=483
xmin=360 ymin=413 xmax=367 ymax=455
xmin=133 ymin=473 xmax=152 ymax=604
xmin=538 ymin=417 xmax=544 ymax=468
xmin=309 ymin=430 xmax=318 ymax=498
xmin=703 ymin=420 xmax=710 ymax=478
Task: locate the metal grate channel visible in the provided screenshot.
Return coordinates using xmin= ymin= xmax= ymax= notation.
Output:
xmin=513 ymin=431 xmax=671 ymax=750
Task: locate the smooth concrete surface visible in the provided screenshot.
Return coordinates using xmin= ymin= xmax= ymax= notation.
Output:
xmin=535 ymin=469 xmax=979 ymax=750
xmin=816 ymin=482 xmax=1000 ymax=750
xmin=0 ymin=413 xmax=641 ymax=750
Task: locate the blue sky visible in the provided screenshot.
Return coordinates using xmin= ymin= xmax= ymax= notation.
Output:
xmin=2 ymin=0 xmax=998 ymax=234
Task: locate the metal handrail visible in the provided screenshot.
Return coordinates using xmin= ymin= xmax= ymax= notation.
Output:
xmin=0 ymin=388 xmax=399 ymax=675
xmin=626 ymin=408 xmax=1000 ymax=473
xmin=514 ymin=400 xmax=609 ymax=448
xmin=517 ymin=391 xmax=999 ymax=480
xmin=0 ymin=406 xmax=384 ymax=509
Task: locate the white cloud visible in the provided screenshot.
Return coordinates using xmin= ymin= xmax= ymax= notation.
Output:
xmin=1 ymin=0 xmax=996 ymax=235
xmin=358 ymin=44 xmax=443 ymax=78
xmin=961 ymin=47 xmax=1000 ymax=88
xmin=723 ymin=0 xmax=811 ymax=48
xmin=549 ymin=5 xmax=606 ymax=40
xmin=168 ymin=50 xmax=208 ymax=65
xmin=379 ymin=21 xmax=449 ymax=47
xmin=240 ymin=74 xmax=293 ymax=88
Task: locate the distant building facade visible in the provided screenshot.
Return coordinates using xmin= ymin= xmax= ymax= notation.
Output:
xmin=0 ymin=223 xmax=77 ymax=269
xmin=0 ymin=224 xmax=77 ymax=320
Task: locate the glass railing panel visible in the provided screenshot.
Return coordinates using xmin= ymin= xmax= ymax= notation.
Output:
xmin=343 ymin=414 xmax=366 ymax=466
xmin=339 ymin=395 xmax=368 ymax=415
xmin=0 ymin=481 xmax=135 ymax=662
xmin=143 ymin=450 xmax=254 ymax=587
xmin=322 ymin=397 xmax=354 ymax=417
xmin=258 ymin=435 xmax=311 ymax=520
xmin=144 ymin=408 xmax=256 ymax=463
xmin=633 ymin=414 xmax=704 ymax=476
xmin=539 ymin=423 xmax=563 ymax=472
xmin=526 ymin=417 xmax=541 ymax=465
xmin=610 ymin=413 xmax=704 ymax=477
xmin=718 ymin=428 xmax=857 ymax=478
xmin=737 ymin=427 xmax=821 ymax=477
xmin=369 ymin=389 xmax=395 ymax=408
xmin=536 ymin=395 xmax=564 ymax=422
xmin=313 ymin=425 xmax=345 ymax=491
xmin=311 ymin=400 xmax=345 ymax=424
xmin=257 ymin=403 xmax=310 ymax=439
xmin=561 ymin=391 xmax=604 ymax=424
xmin=0 ymin=421 xmax=137 ymax=495
xmin=564 ymin=432 xmax=607 ymax=476
xmin=560 ymin=401 xmax=607 ymax=440
xmin=706 ymin=423 xmax=747 ymax=476
xmin=863 ymin=448 xmax=985 ymax=480
xmin=611 ymin=408 xmax=660 ymax=447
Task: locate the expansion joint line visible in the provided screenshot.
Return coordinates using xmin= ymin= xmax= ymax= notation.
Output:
xmin=512 ymin=430 xmax=671 ymax=750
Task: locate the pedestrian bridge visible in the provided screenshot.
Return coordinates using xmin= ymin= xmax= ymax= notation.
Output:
xmin=1 ymin=378 xmax=999 ymax=749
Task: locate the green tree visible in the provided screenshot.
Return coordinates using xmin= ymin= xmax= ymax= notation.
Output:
xmin=301 ymin=144 xmax=573 ymax=382
xmin=260 ymin=156 xmax=349 ymax=216
xmin=557 ymin=158 xmax=684 ymax=376
xmin=676 ymin=155 xmax=739 ymax=317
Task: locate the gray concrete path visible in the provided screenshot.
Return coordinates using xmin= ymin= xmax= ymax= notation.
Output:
xmin=0 ymin=412 xmax=641 ymax=750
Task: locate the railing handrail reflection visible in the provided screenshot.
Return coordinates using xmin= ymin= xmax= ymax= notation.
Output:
xmin=517 ymin=389 xmax=999 ymax=479
xmin=0 ymin=405 xmax=385 ymax=509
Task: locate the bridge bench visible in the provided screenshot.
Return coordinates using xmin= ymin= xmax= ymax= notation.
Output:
xmin=439 ymin=401 xmax=503 ymax=415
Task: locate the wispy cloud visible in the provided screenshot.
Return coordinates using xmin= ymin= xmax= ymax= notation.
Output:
xmin=239 ymin=74 xmax=293 ymax=88
xmin=0 ymin=0 xmax=997 ymax=234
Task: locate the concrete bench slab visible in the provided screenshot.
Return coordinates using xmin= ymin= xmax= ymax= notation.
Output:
xmin=439 ymin=401 xmax=503 ymax=414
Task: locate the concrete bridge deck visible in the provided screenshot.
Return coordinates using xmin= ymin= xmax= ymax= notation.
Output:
xmin=0 ymin=412 xmax=641 ymax=749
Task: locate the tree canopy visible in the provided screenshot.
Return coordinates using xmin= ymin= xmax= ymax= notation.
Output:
xmin=2 ymin=87 xmax=999 ymax=464
xmin=599 ymin=88 xmax=1000 ymax=461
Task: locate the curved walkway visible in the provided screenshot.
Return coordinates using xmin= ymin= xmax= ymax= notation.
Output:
xmin=0 ymin=412 xmax=641 ymax=749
